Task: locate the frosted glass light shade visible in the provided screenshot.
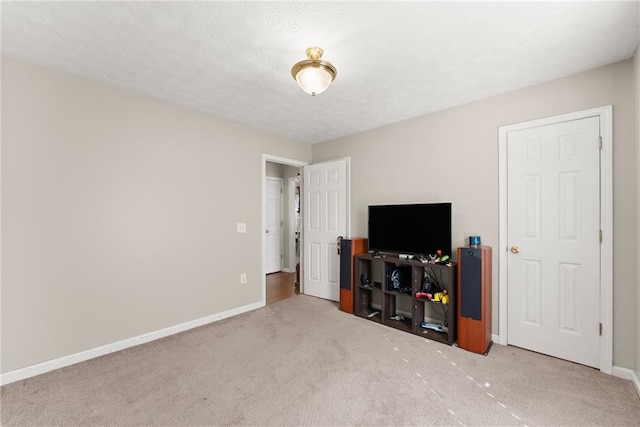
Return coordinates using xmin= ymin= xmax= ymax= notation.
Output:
xmin=295 ymin=66 xmax=333 ymax=96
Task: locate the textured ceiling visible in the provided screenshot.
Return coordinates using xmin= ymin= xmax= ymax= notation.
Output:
xmin=2 ymin=1 xmax=639 ymax=144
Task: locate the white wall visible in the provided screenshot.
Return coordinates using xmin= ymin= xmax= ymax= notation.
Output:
xmin=1 ymin=57 xmax=311 ymax=373
xmin=313 ymin=60 xmax=636 ymax=369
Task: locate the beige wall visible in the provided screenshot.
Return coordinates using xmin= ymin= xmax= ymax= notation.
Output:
xmin=313 ymin=60 xmax=636 ymax=369
xmin=265 ymin=161 xmax=284 ymax=178
xmin=2 ymin=55 xmax=637 ymax=375
xmin=1 ymin=57 xmax=311 ymax=373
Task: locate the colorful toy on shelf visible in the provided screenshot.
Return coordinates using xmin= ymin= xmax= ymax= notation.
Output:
xmin=432 ymin=289 xmax=449 ymax=304
xmin=441 ymin=289 xmax=449 ymax=305
xmin=415 ymin=291 xmax=432 ymax=300
xmin=427 ymin=249 xmax=450 ymax=264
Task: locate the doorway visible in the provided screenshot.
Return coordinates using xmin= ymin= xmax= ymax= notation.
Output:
xmin=266 ymin=272 xmax=298 ymax=305
xmin=498 ymin=106 xmax=613 ymax=373
xmin=262 ymin=155 xmax=308 ymax=305
xmin=262 ymin=155 xmax=351 ymax=305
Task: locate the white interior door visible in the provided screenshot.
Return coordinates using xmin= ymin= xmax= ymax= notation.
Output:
xmin=506 ymin=116 xmax=601 ymax=368
xmin=265 ymin=177 xmax=283 ymax=274
xmin=303 ymin=159 xmax=348 ymax=301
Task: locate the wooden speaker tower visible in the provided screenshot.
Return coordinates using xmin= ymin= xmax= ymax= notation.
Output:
xmin=339 ymin=238 xmax=368 ymax=313
xmin=457 ymin=246 xmax=492 ymax=354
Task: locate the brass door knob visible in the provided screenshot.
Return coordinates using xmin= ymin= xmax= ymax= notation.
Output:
xmin=510 ymin=246 xmax=520 ymax=254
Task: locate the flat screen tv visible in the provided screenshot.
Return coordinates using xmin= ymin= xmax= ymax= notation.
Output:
xmin=368 ymin=203 xmax=452 ymax=256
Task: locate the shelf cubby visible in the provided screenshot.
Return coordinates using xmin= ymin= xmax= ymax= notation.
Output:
xmin=354 ymin=256 xmax=383 ymax=324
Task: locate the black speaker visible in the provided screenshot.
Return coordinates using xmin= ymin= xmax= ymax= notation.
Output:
xmin=457 ymin=246 xmax=492 ymax=355
xmin=460 ymin=247 xmax=483 ymax=320
xmin=339 ymin=238 xmax=368 ymax=313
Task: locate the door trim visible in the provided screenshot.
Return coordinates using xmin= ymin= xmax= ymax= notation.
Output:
xmin=262 ymin=155 xmax=308 ymax=305
xmin=497 ymin=105 xmax=613 ymax=374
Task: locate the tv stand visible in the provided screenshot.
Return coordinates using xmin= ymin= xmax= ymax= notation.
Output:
xmin=354 ymin=253 xmax=457 ymax=345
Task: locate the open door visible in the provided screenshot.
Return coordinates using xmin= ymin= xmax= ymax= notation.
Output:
xmin=302 ymin=159 xmax=349 ymax=302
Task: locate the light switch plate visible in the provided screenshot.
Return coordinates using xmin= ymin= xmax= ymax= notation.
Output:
xmin=236 ymin=222 xmax=247 ymax=233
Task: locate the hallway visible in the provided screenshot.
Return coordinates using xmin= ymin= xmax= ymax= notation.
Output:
xmin=266 ymin=272 xmax=297 ymax=305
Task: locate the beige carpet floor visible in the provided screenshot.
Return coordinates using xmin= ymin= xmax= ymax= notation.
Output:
xmin=2 ymin=294 xmax=639 ymax=426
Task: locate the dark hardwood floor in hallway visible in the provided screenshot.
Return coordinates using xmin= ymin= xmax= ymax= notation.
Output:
xmin=266 ymin=271 xmax=298 ymax=305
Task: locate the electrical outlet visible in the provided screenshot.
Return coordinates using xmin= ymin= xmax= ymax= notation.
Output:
xmin=240 ymin=273 xmax=247 ymax=284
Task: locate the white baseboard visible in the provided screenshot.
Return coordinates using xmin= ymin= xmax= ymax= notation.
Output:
xmin=632 ymin=370 xmax=640 ymax=398
xmin=615 ymin=367 xmax=640 ymax=398
xmin=0 ymin=300 xmax=265 ymax=386
xmin=612 ymin=366 xmax=640 ymax=399
xmin=281 ymin=268 xmax=294 ymax=273
xmin=612 ymin=365 xmax=634 ymax=380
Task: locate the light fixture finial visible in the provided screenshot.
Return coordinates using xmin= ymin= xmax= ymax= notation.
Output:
xmin=305 ymin=47 xmax=323 ymax=61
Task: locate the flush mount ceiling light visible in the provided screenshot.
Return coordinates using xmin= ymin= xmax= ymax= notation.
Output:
xmin=291 ymin=47 xmax=337 ymax=96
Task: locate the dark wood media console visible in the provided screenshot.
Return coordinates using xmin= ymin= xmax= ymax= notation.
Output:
xmin=353 ymin=253 xmax=457 ymax=345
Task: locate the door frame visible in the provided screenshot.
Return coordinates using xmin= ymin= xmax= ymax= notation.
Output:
xmin=497 ymin=105 xmax=613 ymax=374
xmin=262 ymin=154 xmax=308 ymax=304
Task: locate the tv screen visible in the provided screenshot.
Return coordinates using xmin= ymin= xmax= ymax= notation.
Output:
xmin=368 ymin=203 xmax=452 ymax=256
